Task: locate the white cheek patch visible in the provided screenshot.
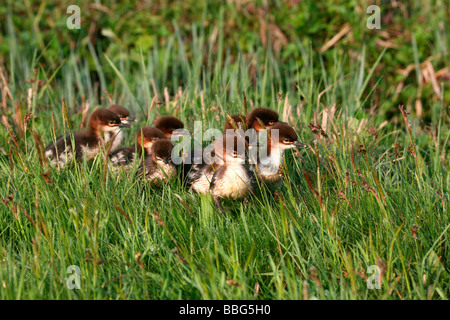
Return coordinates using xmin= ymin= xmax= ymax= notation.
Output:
xmin=101 ymin=125 xmax=120 ymax=133
xmin=281 ymin=143 xmax=296 ymax=150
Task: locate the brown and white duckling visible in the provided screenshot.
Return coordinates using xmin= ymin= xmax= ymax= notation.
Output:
xmin=139 ymin=139 xmax=177 ymax=186
xmin=253 ymin=122 xmax=305 ymax=183
xmin=109 ymin=127 xmax=166 ymax=166
xmin=45 ymin=109 xmax=131 ymax=169
xmin=153 ymin=115 xmax=185 ymax=139
xmin=106 ymin=105 xmax=136 ymax=152
xmin=245 ymin=107 xmax=280 ymax=132
xmin=209 ymin=133 xmax=255 ymax=202
xmin=186 ymin=133 xmax=254 ymax=209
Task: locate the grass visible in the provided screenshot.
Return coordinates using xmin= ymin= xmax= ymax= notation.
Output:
xmin=0 ymin=1 xmax=449 ymax=300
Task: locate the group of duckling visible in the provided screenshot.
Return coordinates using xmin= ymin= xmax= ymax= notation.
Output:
xmin=44 ymin=105 xmax=306 ymax=208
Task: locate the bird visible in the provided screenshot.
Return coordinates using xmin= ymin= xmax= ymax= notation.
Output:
xmin=185 ymin=112 xmax=253 ymax=195
xmin=252 ymin=122 xmax=306 ymax=184
xmin=209 ymin=133 xmax=255 ymax=203
xmin=245 ymin=107 xmax=281 ymax=132
xmin=106 ymin=105 xmax=136 ymax=152
xmin=138 ymin=139 xmax=177 ymax=186
xmin=185 ymin=132 xmax=254 ymax=210
xmin=45 ymin=109 xmax=131 ymax=169
xmin=153 ymin=115 xmax=185 ymax=139
xmin=109 ymin=127 xmax=166 ymax=167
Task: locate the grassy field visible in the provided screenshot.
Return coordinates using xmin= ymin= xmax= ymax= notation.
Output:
xmin=0 ymin=1 xmax=449 ymax=299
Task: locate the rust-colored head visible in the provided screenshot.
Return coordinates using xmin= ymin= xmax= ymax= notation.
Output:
xmin=107 ymin=105 xmax=136 ymax=124
xmin=89 ymin=109 xmax=130 ymax=133
xmin=268 ymin=122 xmax=306 ymax=150
xmin=136 ymin=127 xmax=166 ymax=153
xmin=151 ymin=139 xmax=174 ymax=163
xmin=246 ymin=108 xmax=279 ymax=132
xmin=153 ymin=116 xmax=184 ymax=138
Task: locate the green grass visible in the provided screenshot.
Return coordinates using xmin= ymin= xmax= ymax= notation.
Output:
xmin=0 ymin=1 xmax=449 ymax=300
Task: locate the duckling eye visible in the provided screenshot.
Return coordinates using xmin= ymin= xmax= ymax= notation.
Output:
xmin=108 ymin=121 xmax=116 ymax=126
xmin=152 ymin=137 xmax=158 ymax=141
xmin=284 ymin=138 xmax=291 ymax=143
xmin=268 ymin=121 xmax=275 ymax=126
xmin=231 ymin=151 xmax=238 ymax=158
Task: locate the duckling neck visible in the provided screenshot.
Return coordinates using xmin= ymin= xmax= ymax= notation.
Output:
xmin=258 ymin=145 xmax=283 ymax=175
xmin=104 ymin=129 xmax=122 ymax=151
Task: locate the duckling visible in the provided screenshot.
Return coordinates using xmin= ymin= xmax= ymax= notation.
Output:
xmin=253 ymin=122 xmax=306 ymax=183
xmin=106 ymin=105 xmax=136 ymax=152
xmin=45 ymin=109 xmax=130 ymax=169
xmin=153 ymin=115 xmax=185 ymax=139
xmin=110 ymin=127 xmax=166 ymax=166
xmin=210 ymin=133 xmax=255 ymax=202
xmin=139 ymin=139 xmax=177 ymax=186
xmin=185 ymin=133 xmax=254 ymax=210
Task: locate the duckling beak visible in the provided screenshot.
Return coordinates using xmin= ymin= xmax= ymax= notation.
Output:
xmin=119 ymin=122 xmax=132 ymax=128
xmin=294 ymin=141 xmax=307 ymax=148
xmin=125 ymin=116 xmax=137 ymax=122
